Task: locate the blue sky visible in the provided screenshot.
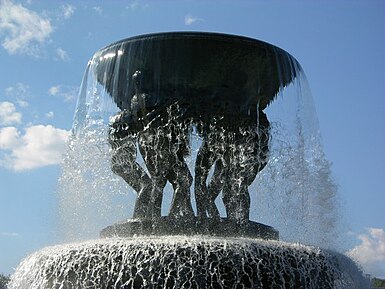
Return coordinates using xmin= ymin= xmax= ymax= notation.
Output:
xmin=0 ymin=0 xmax=384 ymax=278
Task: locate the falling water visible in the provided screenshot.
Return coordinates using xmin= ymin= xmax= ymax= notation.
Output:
xmin=252 ymin=72 xmax=341 ymax=248
xmin=58 ymin=50 xmax=339 ymax=248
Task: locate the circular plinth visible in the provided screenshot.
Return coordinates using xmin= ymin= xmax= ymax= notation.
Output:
xmin=100 ymin=217 xmax=279 ymax=240
xmin=9 ymin=237 xmax=368 ymax=289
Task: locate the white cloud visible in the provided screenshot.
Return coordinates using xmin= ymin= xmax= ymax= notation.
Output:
xmin=61 ymin=4 xmax=75 ymax=19
xmin=347 ymin=227 xmax=385 ymax=277
xmin=48 ymin=85 xmax=59 ymax=96
xmin=56 ymin=47 xmax=69 ymax=61
xmin=184 ymin=14 xmax=203 ymax=26
xmin=48 ymin=85 xmax=78 ymax=102
xmin=0 ymin=101 xmax=22 ymax=125
xmin=0 ymin=126 xmax=19 ymax=149
xmin=1 ymin=231 xmax=20 ymax=237
xmin=0 ymin=125 xmax=70 ymax=171
xmin=0 ymin=0 xmax=53 ymax=56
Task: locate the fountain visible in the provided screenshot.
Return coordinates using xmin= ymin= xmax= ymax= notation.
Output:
xmin=8 ymin=32 xmax=369 ymax=288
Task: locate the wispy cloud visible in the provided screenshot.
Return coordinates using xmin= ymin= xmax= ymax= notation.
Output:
xmin=0 ymin=125 xmax=70 ymax=171
xmin=0 ymin=102 xmax=22 ymax=125
xmin=45 ymin=111 xmax=54 ymax=119
xmin=184 ymin=14 xmax=203 ymax=26
xmin=0 ymin=0 xmax=53 ymax=56
xmin=126 ymin=0 xmax=149 ymax=11
xmin=6 ymin=82 xmax=30 ymax=98
xmin=61 ymin=4 xmax=75 ymax=20
xmin=347 ymin=227 xmax=385 ymax=277
xmin=48 ymin=85 xmax=78 ymax=102
xmin=16 ymin=100 xmax=28 ymax=108
xmin=5 ymin=82 xmax=31 ymax=108
xmin=92 ymin=6 xmax=103 ymax=15
xmin=56 ymin=47 xmax=69 ymax=61
xmin=1 ymin=231 xmax=20 ymax=237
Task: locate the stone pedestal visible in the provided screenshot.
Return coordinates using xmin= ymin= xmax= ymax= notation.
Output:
xmin=100 ymin=217 xmax=279 ymax=240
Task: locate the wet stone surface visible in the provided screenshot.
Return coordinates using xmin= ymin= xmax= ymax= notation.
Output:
xmin=9 ymin=237 xmax=366 ymax=289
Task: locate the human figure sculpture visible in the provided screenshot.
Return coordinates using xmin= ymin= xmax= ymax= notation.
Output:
xmin=131 ymin=71 xmax=195 ymax=221
xmin=108 ymin=109 xmax=154 ymax=220
xmin=221 ymin=110 xmax=270 ymax=222
xmin=109 ymin=70 xmax=195 ymax=222
xmin=194 ymin=109 xmax=270 ymax=224
xmin=138 ymin=105 xmax=195 ymax=221
xmin=194 ymin=119 xmax=224 ymax=223
xmin=108 ymin=71 xmax=163 ymax=220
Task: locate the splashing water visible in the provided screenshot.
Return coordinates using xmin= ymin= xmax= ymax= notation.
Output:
xmin=58 ymin=55 xmax=340 ymax=249
xmin=8 ymin=237 xmax=368 ymax=289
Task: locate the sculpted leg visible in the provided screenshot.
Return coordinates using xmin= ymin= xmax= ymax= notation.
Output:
xmin=194 ymin=140 xmax=217 ymax=221
xmin=168 ymin=152 xmax=194 ymax=219
xmin=138 ymin=137 xmax=166 ymax=220
xmin=110 ymin=140 xmax=153 ymax=220
xmin=206 ymin=159 xmax=225 ymax=220
xmin=223 ymin=117 xmax=270 ymax=223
